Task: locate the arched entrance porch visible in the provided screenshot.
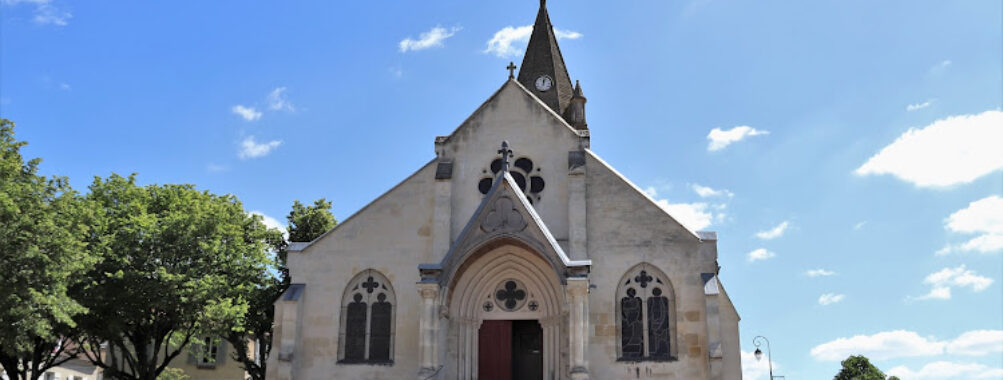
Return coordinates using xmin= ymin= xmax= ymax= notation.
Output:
xmin=445 ymin=242 xmax=565 ymax=380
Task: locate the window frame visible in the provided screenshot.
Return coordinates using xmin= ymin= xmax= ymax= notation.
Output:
xmin=614 ymin=263 xmax=678 ymax=362
xmin=337 ymin=269 xmax=396 ymax=365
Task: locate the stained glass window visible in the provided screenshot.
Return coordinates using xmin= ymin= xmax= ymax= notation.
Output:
xmin=616 ymin=264 xmax=675 ymax=361
xmin=339 ymin=270 xmax=395 ymax=364
xmin=647 ymin=288 xmax=671 ymax=359
xmin=369 ymin=293 xmax=392 ymax=361
xmin=344 ymin=293 xmax=368 ymax=361
xmin=620 ymin=288 xmax=644 ymax=359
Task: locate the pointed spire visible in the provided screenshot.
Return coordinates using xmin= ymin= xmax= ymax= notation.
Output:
xmin=564 ymin=80 xmax=588 ymax=130
xmin=517 ymin=0 xmax=574 ymax=116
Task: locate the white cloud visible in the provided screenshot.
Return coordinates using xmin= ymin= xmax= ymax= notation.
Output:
xmin=818 ymin=293 xmax=845 ymax=305
xmin=33 ymin=1 xmax=69 ymax=25
xmin=853 ymin=221 xmax=868 ymax=230
xmin=655 ymin=200 xmax=719 ymax=231
xmin=888 ymin=361 xmax=1003 ymax=380
xmin=266 ymin=87 xmax=295 ymax=112
xmin=238 ymin=136 xmax=282 ymax=160
xmin=915 ymin=265 xmax=993 ymax=300
xmin=706 ymin=125 xmax=769 ymax=151
xmin=691 ymin=184 xmax=733 ymax=198
xmin=58 ymin=82 xmax=70 ymax=91
xmin=805 ymin=269 xmax=836 ymax=277
xmin=231 ymin=105 xmax=262 ymax=121
xmin=643 ymin=186 xmax=725 ymax=231
xmin=855 ymin=110 xmax=1003 ymax=188
xmin=938 ymin=195 xmax=1003 ymax=255
xmin=950 ymin=199 xmax=1003 ymax=235
xmin=813 ymin=329 xmax=1003 ymax=362
xmin=907 ymin=99 xmax=935 ymax=111
xmin=399 ymin=26 xmax=461 ymax=53
xmin=747 ymin=248 xmax=775 ymax=262
xmin=483 ymin=25 xmax=582 ymax=58
xmin=946 ymin=330 xmax=1003 ymax=356
xmin=3 ymin=0 xmax=72 ymax=26
xmin=811 ymin=330 xmax=946 ymax=361
xmin=741 ymin=350 xmax=778 ymax=380
xmin=755 ymin=221 xmax=789 ymax=240
xmin=249 ymin=210 xmax=287 ymax=238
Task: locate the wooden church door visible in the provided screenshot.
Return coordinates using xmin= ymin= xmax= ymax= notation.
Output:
xmin=511 ymin=320 xmax=543 ymax=380
xmin=478 ymin=320 xmax=544 ymax=380
xmin=478 ymin=320 xmax=512 ymax=380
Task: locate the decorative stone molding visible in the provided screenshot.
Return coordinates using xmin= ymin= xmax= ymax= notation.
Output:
xmin=481 ymin=197 xmax=527 ymax=233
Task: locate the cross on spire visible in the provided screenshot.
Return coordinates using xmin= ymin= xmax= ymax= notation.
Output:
xmin=498 ymin=141 xmax=513 ymax=172
xmin=507 ymin=62 xmax=516 ymax=79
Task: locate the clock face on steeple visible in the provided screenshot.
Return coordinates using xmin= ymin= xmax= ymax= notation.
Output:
xmin=534 ymin=75 xmax=553 ymax=92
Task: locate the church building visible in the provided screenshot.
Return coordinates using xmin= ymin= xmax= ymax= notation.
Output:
xmin=268 ymin=2 xmax=742 ymax=379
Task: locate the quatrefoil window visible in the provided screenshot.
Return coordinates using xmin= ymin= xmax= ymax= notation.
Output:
xmin=493 ymin=279 xmax=528 ymax=311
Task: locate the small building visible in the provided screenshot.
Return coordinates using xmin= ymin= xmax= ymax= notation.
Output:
xmin=268 ymin=2 xmax=743 ymax=379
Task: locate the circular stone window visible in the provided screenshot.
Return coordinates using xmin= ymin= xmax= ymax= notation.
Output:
xmin=493 ymin=279 xmax=528 ymax=311
xmin=478 ymin=157 xmax=545 ymax=204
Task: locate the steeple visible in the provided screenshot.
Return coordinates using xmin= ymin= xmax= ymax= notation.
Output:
xmin=517 ymin=0 xmax=575 ymax=117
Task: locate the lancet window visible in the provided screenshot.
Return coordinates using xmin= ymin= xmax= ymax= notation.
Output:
xmin=338 ymin=269 xmax=396 ymax=364
xmin=616 ymin=263 xmax=676 ymax=361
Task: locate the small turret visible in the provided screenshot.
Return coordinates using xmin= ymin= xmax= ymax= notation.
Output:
xmin=564 ymin=80 xmax=587 ymax=130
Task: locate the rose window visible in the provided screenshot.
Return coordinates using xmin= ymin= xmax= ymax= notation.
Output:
xmin=478 ymin=157 xmax=545 ymax=204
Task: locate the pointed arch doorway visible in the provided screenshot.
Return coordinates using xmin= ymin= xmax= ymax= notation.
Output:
xmin=478 ymin=319 xmax=543 ymax=380
xmin=447 ymin=242 xmax=564 ymax=380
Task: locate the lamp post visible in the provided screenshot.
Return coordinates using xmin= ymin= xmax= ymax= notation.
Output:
xmin=753 ymin=335 xmax=774 ymax=380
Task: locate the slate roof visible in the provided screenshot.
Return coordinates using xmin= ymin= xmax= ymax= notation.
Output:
xmin=517 ymin=0 xmax=575 ymax=116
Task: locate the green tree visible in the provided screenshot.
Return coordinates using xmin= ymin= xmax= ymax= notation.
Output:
xmin=286 ymin=198 xmax=337 ymax=243
xmin=155 ymin=368 xmax=188 ymax=380
xmin=73 ymin=174 xmax=281 ymax=380
xmin=224 ymin=199 xmax=335 ymax=380
xmin=0 ymin=119 xmax=94 ymax=380
xmin=834 ymin=355 xmax=893 ymax=380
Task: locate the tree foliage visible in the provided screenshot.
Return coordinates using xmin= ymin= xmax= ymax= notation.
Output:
xmin=834 ymin=355 xmax=896 ymax=380
xmin=225 ymin=198 xmax=335 ymax=380
xmin=73 ymin=174 xmax=281 ymax=380
xmin=286 ymin=198 xmax=337 ymax=243
xmin=0 ymin=119 xmax=93 ymax=380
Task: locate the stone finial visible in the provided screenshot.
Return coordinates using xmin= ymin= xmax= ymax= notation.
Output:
xmin=498 ymin=140 xmax=513 ymax=172
xmin=507 ymin=62 xmax=517 ymax=79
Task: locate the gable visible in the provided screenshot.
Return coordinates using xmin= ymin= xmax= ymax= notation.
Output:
xmin=585 ymin=149 xmax=704 ymax=242
xmin=437 ymin=79 xmax=591 ymax=245
xmin=425 ymin=170 xmax=590 ymax=288
xmin=288 ymin=160 xmax=436 ymax=255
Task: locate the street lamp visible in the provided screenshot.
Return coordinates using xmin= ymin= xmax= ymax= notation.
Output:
xmin=753 ymin=335 xmax=774 ymax=380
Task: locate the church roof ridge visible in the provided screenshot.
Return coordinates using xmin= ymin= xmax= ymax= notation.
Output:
xmin=583 ymin=149 xmax=707 ymax=241
xmin=435 ymin=79 xmax=584 ymax=145
xmin=287 ymin=159 xmax=437 ymax=253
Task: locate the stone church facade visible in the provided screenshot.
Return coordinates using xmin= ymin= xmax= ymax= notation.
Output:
xmin=267 ymin=2 xmax=742 ymax=379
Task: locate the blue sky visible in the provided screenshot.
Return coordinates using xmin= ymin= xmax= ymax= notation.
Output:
xmin=3 ymin=1 xmax=1001 ymax=378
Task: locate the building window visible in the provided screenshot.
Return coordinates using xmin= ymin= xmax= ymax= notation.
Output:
xmin=616 ymin=263 xmax=677 ymax=361
xmin=338 ymin=269 xmax=396 ymax=364
xmin=478 ymin=156 xmax=545 ymax=204
xmin=190 ymin=336 xmax=226 ymax=369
